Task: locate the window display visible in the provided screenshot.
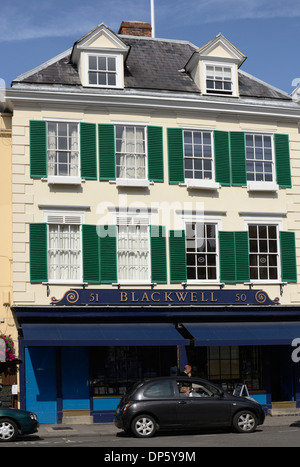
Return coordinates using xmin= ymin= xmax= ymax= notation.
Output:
xmin=90 ymin=346 xmax=177 ymax=397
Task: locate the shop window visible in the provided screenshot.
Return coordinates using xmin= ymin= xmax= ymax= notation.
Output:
xmin=90 ymin=346 xmax=177 ymax=397
xmin=207 ymin=346 xmax=263 ymax=392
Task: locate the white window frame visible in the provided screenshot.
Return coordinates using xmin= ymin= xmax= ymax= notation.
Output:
xmin=84 ymin=52 xmax=123 ymax=89
xmin=115 ymin=124 xmax=149 ymax=187
xmin=182 ymin=128 xmax=220 ymax=190
xmin=182 ymin=213 xmax=222 ymax=284
xmin=203 ymin=61 xmax=237 ymax=96
xmin=43 ymin=211 xmax=85 ymax=284
xmin=114 ymin=211 xmax=151 ymax=285
xmin=45 ymin=119 xmax=82 ymax=185
xmin=245 ymin=132 xmax=278 ymax=192
xmin=243 ymin=216 xmax=283 ymax=284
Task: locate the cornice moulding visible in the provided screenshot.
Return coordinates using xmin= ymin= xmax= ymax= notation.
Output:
xmin=6 ymin=88 xmax=300 ymax=120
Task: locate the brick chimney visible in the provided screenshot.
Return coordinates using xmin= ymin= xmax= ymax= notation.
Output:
xmin=118 ymin=21 xmax=152 ymax=37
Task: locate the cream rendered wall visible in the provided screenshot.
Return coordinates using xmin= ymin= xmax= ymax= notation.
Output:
xmin=11 ymin=104 xmax=300 ymax=309
xmin=0 ymin=113 xmax=15 ymax=348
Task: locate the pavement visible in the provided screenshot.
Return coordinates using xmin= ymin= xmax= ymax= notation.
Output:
xmin=36 ymin=415 xmax=300 ymax=439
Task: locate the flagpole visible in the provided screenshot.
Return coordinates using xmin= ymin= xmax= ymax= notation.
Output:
xmin=151 ymin=0 xmax=155 ymax=38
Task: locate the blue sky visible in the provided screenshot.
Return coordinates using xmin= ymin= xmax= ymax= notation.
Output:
xmin=1 ymin=0 xmax=300 ymax=94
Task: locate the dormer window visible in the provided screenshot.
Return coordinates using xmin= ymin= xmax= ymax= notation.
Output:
xmin=70 ymin=23 xmax=129 ymax=90
xmin=85 ymin=53 xmax=122 ymax=88
xmin=205 ymin=64 xmax=233 ymax=95
xmin=185 ymin=34 xmax=246 ymax=98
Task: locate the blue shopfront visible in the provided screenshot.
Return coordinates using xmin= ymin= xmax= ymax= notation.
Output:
xmin=14 ymin=288 xmax=300 ymax=424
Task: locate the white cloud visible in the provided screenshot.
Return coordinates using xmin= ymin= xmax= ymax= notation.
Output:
xmin=0 ymin=0 xmax=150 ymax=42
xmin=0 ymin=0 xmax=299 ymax=42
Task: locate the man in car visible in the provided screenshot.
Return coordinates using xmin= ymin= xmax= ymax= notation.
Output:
xmin=179 ymin=385 xmax=201 ymax=397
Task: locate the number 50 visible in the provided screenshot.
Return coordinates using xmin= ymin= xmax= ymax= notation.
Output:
xmin=235 ymin=293 xmax=247 ymax=302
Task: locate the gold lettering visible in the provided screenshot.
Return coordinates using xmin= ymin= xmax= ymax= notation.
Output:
xmin=151 ymin=292 xmax=160 ymax=302
xmin=190 ymin=292 xmax=197 ymax=302
xmin=90 ymin=293 xmax=95 ymax=302
xmin=131 ymin=292 xmax=139 ymax=302
xmin=141 ymin=292 xmax=150 ymax=302
xmin=120 ymin=292 xmax=128 ymax=302
xmin=164 ymin=292 xmax=173 ymax=302
xmin=175 ymin=292 xmax=188 ymax=302
xmin=210 ymin=292 xmax=218 ymax=302
xmin=200 ymin=292 xmax=208 ymax=302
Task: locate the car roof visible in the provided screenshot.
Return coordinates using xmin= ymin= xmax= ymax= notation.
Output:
xmin=138 ymin=376 xmax=220 ymax=385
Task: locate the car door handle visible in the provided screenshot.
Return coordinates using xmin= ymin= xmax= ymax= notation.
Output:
xmin=178 ymin=400 xmax=187 ymax=404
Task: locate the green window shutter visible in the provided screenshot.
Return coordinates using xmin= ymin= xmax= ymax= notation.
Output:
xmin=98 ymin=225 xmax=118 ymax=283
xmin=82 ymin=225 xmax=100 ymax=283
xmin=150 ymin=226 xmax=167 ymax=283
xmin=169 ymin=230 xmax=187 ymax=283
xmin=230 ymin=132 xmax=247 ymax=186
xmin=80 ymin=123 xmax=97 ymax=180
xmin=214 ymin=131 xmax=231 ymax=186
xmin=147 ymin=126 xmax=164 ymax=182
xmin=98 ymin=124 xmax=116 ymax=180
xmin=167 ymin=128 xmax=184 ymax=184
xmin=219 ymin=231 xmax=236 ymax=283
xmin=235 ymin=231 xmax=250 ymax=282
xmin=219 ymin=231 xmax=250 ymax=283
xmin=30 ymin=120 xmax=47 ymax=178
xmin=280 ymin=231 xmax=297 ymax=282
xmin=274 ymin=134 xmax=292 ymax=188
xmin=29 ymin=223 xmax=48 ymax=283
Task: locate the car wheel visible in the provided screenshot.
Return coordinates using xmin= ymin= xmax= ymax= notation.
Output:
xmin=131 ymin=414 xmax=157 ymax=438
xmin=233 ymin=411 xmax=258 ymax=433
xmin=0 ymin=418 xmax=18 ymax=442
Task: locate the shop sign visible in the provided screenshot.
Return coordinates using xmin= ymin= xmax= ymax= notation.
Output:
xmin=0 ymin=338 xmax=5 ymax=362
xmin=51 ymin=288 xmax=279 ymax=307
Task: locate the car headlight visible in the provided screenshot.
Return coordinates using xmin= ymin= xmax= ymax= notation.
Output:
xmin=30 ymin=413 xmax=38 ymax=421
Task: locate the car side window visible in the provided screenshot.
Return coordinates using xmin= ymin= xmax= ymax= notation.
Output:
xmin=143 ymin=381 xmax=174 ymax=398
xmin=177 ymin=380 xmax=221 ymax=398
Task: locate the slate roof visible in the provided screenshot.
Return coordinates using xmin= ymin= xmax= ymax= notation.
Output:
xmin=13 ymin=36 xmax=291 ymax=101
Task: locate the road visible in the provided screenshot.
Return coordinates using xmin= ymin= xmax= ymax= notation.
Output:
xmin=1 ymin=425 xmax=299 ymax=448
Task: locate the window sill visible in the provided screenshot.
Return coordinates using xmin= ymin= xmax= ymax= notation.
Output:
xmin=245 ymin=280 xmax=283 ymax=285
xmin=184 ymin=179 xmax=221 ymax=190
xmin=186 ymin=281 xmax=223 ymax=286
xmin=116 ymin=178 xmax=150 ymax=188
xmin=202 ymin=92 xmax=238 ymax=98
xmin=247 ymin=181 xmax=279 ymax=192
xmin=47 ymin=176 xmax=82 ymax=185
xmin=43 ymin=281 xmax=86 ymax=285
xmin=112 ymin=282 xmax=154 ymax=286
xmin=83 ymin=84 xmax=124 ymax=90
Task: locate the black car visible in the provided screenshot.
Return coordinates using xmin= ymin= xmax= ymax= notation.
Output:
xmin=114 ymin=376 xmax=265 ymax=438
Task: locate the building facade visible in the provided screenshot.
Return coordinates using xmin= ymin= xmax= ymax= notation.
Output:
xmin=0 ymin=109 xmax=17 ymax=406
xmin=7 ymin=21 xmax=300 ymax=424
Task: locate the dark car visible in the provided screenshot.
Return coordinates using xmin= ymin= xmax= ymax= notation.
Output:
xmin=114 ymin=376 xmax=265 ymax=438
xmin=0 ymin=406 xmax=39 ymax=442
